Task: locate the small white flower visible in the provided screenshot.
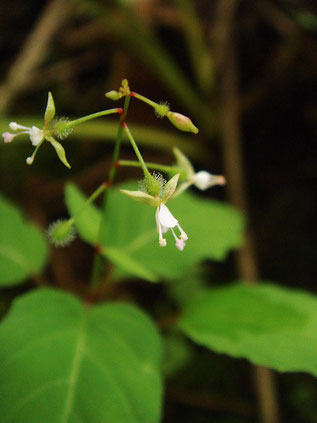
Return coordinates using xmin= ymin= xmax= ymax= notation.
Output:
xmin=193 ymin=171 xmax=226 ymax=191
xmin=3 ymin=122 xmax=44 ymax=146
xmin=121 ymin=173 xmax=188 ymax=250
xmin=173 ymin=148 xmax=226 ymax=196
xmin=155 ymin=203 xmax=188 ymax=250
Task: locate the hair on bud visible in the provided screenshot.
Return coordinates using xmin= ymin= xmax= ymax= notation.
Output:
xmin=154 ymin=102 xmax=170 ymax=119
xmin=139 ymin=172 xmax=166 ymax=197
xmin=47 ymin=219 xmax=76 ymax=247
xmin=53 ymin=118 xmax=73 ymax=140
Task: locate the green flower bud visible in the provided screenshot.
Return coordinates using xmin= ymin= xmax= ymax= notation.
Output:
xmin=167 ymin=112 xmax=199 ymax=134
xmin=105 ymin=90 xmax=123 ymax=101
xmin=47 ymin=219 xmax=76 ymax=247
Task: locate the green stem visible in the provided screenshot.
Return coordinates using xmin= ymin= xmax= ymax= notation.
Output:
xmin=118 ymin=159 xmax=181 ymax=174
xmin=108 ymin=97 xmax=131 ymax=184
xmin=69 ymin=182 xmax=108 ymax=225
xmin=131 ymin=92 xmax=159 ymax=109
xmin=123 ymin=124 xmax=149 ymax=176
xmin=66 ymin=108 xmax=121 ymax=129
xmin=90 ymin=96 xmax=131 ymax=290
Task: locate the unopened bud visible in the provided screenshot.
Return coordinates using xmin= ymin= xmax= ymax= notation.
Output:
xmin=167 ymin=112 xmax=199 ymax=134
xmin=47 ymin=219 xmax=76 ymax=247
xmin=105 ymin=90 xmax=123 ymax=101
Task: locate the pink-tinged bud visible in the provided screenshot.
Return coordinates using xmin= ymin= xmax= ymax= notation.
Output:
xmin=167 ymin=112 xmax=199 ymax=134
xmin=2 ymin=132 xmax=15 ymax=143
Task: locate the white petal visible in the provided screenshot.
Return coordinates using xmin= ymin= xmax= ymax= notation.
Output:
xmin=29 ymin=126 xmax=43 ymax=146
xmin=193 ymin=171 xmax=226 ymax=190
xmin=158 ymin=203 xmax=178 ymax=229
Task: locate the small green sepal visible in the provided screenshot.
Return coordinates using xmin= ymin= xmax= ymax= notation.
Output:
xmin=120 ymin=189 xmax=160 ymax=207
xmin=46 ymin=136 xmax=71 ymax=169
xmin=44 ymin=92 xmax=56 ymax=126
xmin=173 ymin=147 xmax=195 ymax=178
xmin=162 ymin=173 xmax=180 ymax=201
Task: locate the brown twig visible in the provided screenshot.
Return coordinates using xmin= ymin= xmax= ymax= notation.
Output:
xmin=167 ymin=386 xmax=254 ymax=418
xmin=213 ymin=1 xmax=280 ymax=422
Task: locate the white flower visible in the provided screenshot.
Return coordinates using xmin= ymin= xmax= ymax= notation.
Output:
xmin=4 ymin=122 xmax=44 ymax=146
xmin=155 ymin=203 xmax=188 ymax=250
xmin=193 ymin=171 xmax=226 ymax=191
xmin=173 ymin=147 xmax=226 ymax=196
xmin=2 ymin=92 xmax=71 ymax=168
xmin=120 ymin=173 xmax=188 ymax=250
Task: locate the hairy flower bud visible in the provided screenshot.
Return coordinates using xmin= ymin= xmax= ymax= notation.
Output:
xmin=47 ymin=219 xmax=76 ymax=247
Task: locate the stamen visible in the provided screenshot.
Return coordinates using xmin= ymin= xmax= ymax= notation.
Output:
xmin=25 ymin=139 xmax=44 ymax=165
xmin=177 ymin=224 xmax=188 ymax=241
xmin=171 ymin=229 xmax=185 ymax=251
xmin=9 ymin=122 xmax=29 ymax=131
xmin=2 ymin=132 xmax=16 ymax=143
xmin=159 ymin=238 xmax=167 ymax=247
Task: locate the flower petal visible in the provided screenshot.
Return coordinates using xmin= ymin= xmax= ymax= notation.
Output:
xmin=29 ymin=126 xmax=44 ymax=146
xmin=158 ymin=203 xmax=178 ymax=228
xmin=193 ymin=171 xmax=226 ymax=190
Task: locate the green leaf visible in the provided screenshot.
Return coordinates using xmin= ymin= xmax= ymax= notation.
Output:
xmin=178 ymin=283 xmax=317 ymax=376
xmin=44 ymin=92 xmax=55 ymax=126
xmin=65 ymin=182 xmax=244 ymax=281
xmin=0 ymin=288 xmax=162 ymax=423
xmin=0 ymin=194 xmax=48 ymax=287
xmin=64 ymin=183 xmax=101 ymax=244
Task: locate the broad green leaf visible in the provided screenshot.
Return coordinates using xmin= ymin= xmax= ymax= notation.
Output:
xmin=65 ymin=182 xmax=244 ymax=281
xmin=0 ymin=288 xmax=162 ymax=423
xmin=0 ymin=194 xmax=48 ymax=287
xmin=64 ymin=183 xmax=101 ymax=244
xmin=179 ymin=283 xmax=317 ymax=376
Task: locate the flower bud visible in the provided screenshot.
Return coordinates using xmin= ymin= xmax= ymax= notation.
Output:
xmin=47 ymin=219 xmax=76 ymax=247
xmin=105 ymin=90 xmax=123 ymax=101
xmin=167 ymin=112 xmax=199 ymax=134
